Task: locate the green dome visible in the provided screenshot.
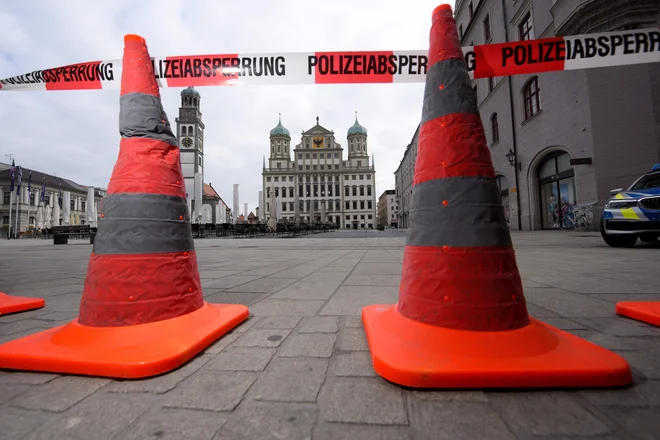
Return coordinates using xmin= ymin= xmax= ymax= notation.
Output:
xmin=181 ymin=86 xmax=200 ymax=97
xmin=347 ymin=114 xmax=367 ymax=136
xmin=270 ymin=114 xmax=290 ymax=137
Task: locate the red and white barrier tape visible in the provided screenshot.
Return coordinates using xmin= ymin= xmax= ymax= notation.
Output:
xmin=1 ymin=28 xmax=658 ymax=91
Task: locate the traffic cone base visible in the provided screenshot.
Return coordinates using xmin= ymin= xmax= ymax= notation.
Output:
xmin=363 ymin=304 xmax=632 ymax=389
xmin=0 ymin=302 xmax=248 ymax=379
xmin=0 ymin=292 xmax=45 ymax=316
xmin=616 ymin=301 xmax=660 ymax=327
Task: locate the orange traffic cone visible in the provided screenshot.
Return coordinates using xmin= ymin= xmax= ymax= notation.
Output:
xmin=0 ymin=291 xmax=45 ymax=316
xmin=361 ymin=5 xmax=632 ymax=389
xmin=616 ymin=302 xmax=660 ymax=327
xmin=0 ymin=34 xmax=249 ymax=379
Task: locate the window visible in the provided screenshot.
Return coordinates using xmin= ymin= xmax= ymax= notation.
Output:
xmin=346 ymin=201 xmax=350 ymax=210
xmin=523 ymin=77 xmax=541 ymax=120
xmin=468 ymin=2 xmax=473 ymax=20
xmin=352 ymin=187 xmax=357 ymax=196
xmin=472 ymin=84 xmax=478 ymax=103
xmin=70 ymin=200 xmax=75 ymax=210
xmin=483 ymin=14 xmax=491 ymax=42
xmin=360 ymin=187 xmax=364 ymax=196
xmin=459 ymin=24 xmax=463 ymax=40
xmin=368 ymin=201 xmax=372 ymax=209
xmin=3 ymin=192 xmax=10 ymax=204
xmin=30 ymin=193 xmax=35 ymax=205
xmin=345 ymin=186 xmax=349 ymax=196
xmin=488 ymin=76 xmax=496 ymax=92
xmin=367 ymin=186 xmax=372 ymax=196
xmin=491 ymin=113 xmax=499 ymax=144
xmin=81 ymin=201 xmax=86 ymax=212
xmin=518 ymin=12 xmax=534 ymax=41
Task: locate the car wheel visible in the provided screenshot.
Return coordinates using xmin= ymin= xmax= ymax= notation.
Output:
xmin=600 ymin=217 xmax=638 ymax=247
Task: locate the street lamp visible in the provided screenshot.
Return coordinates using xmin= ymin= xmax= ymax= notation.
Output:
xmin=506 ymin=148 xmax=521 ymax=171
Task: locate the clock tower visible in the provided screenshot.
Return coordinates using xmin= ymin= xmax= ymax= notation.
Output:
xmin=175 ymin=87 xmax=205 ymax=217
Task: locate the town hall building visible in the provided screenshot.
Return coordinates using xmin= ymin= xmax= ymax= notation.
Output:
xmin=262 ymin=114 xmax=377 ymax=229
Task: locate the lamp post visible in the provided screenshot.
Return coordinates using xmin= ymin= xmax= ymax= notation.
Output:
xmin=506 ymin=148 xmax=522 ymax=171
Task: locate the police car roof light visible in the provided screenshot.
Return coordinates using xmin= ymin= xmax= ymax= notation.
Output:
xmin=652 ymin=163 xmax=660 ymax=172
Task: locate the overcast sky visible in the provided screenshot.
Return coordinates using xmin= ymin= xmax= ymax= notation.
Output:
xmin=0 ymin=0 xmax=454 ymax=213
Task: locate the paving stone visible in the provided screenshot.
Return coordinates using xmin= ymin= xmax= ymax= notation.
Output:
xmin=303 ymin=271 xmax=350 ymax=281
xmin=269 ymin=280 xmax=342 ymax=300
xmin=319 ymin=286 xmax=399 ymax=315
xmin=230 ymin=316 xmax=260 ymax=333
xmin=327 ymin=258 xmax=361 ymax=267
xmin=0 ymin=319 xmax=46 ymax=336
xmin=523 ymin=288 xmax=616 ymax=318
xmin=488 ymin=391 xmax=612 ymax=436
xmin=413 ymin=400 xmax=516 ymax=440
xmin=343 ymin=316 xmax=364 ymax=328
xmin=343 ymin=275 xmax=402 ymax=286
xmin=204 ymin=275 xmax=264 ymax=289
xmin=10 ymin=375 xmax=110 ymax=412
xmin=412 ymin=390 xmax=488 ymax=402
xmin=333 ymin=352 xmax=376 ymax=376
xmin=298 ymin=316 xmax=339 ymax=333
xmin=540 ymin=317 xmax=591 ymax=330
xmin=0 ymin=308 xmax=49 ymax=323
xmin=0 ymin=371 xmax=59 ymax=385
xmin=205 ymin=333 xmax=240 ymax=354
xmin=119 ymin=408 xmax=227 ymax=440
xmin=525 ymin=304 xmax=561 ymax=318
xmin=206 ymin=347 xmax=276 ymax=371
xmin=617 ymin=350 xmax=660 ymax=379
xmin=214 ymin=402 xmax=317 ymax=440
xmin=204 ymin=291 xmax=269 ymax=306
xmin=249 ymin=299 xmax=325 ymax=317
xmin=105 ymin=355 xmax=211 ymax=394
xmin=322 ymin=379 xmax=408 ymax=425
xmin=351 ymin=263 xmax=402 ymax=275
xmin=233 ymin=329 xmax=291 ymax=348
xmin=226 ymin=277 xmax=297 ymax=293
xmin=33 ymin=311 xmax=78 ymax=322
xmin=0 ymin=383 xmax=30 ymax=405
xmin=580 ymin=380 xmax=660 ymax=407
xmin=165 ymin=371 xmax=257 ymax=412
xmin=256 ymin=316 xmax=302 ymax=329
xmin=278 ymin=333 xmax=336 ymax=358
xmin=0 ymin=405 xmax=54 ymax=440
xmin=313 ymin=423 xmax=413 ymax=440
xmin=336 ymin=328 xmax=370 ymax=351
xmin=25 ymin=392 xmax=152 ymax=440
xmin=599 ymin=407 xmax=660 ymax=440
xmin=253 ymin=358 xmax=328 ymax=402
xmin=573 ymin=317 xmax=660 ymax=337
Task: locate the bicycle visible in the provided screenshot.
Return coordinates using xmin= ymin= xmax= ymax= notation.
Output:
xmin=560 ymin=204 xmax=591 ymax=232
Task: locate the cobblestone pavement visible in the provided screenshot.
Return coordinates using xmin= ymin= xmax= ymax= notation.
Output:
xmin=0 ymin=231 xmax=658 ymax=440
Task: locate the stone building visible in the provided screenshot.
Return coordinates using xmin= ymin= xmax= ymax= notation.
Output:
xmin=377 ymin=189 xmax=398 ymax=228
xmin=262 ymin=114 xmax=377 ymax=229
xmin=397 ymin=0 xmax=660 ymax=230
xmin=0 ymin=163 xmax=103 ymax=238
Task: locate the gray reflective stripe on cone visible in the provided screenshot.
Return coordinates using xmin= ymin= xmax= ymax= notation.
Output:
xmin=421 ymin=58 xmax=479 ymax=125
xmin=119 ymin=93 xmax=178 ymax=147
xmin=93 ymin=218 xmax=194 ymax=254
xmin=102 ymin=193 xmax=189 ymax=221
xmin=406 ymin=176 xmax=512 ymax=247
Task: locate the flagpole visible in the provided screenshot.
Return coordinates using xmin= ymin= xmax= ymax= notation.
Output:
xmin=7 ymin=191 xmax=12 ymax=239
xmin=26 ymin=190 xmax=30 ymax=232
xmin=14 ymin=187 xmax=19 ymax=238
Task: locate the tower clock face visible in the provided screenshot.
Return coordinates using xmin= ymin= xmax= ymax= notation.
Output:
xmin=312 ymin=137 xmax=324 ymax=149
xmin=181 ymin=137 xmax=193 ymax=148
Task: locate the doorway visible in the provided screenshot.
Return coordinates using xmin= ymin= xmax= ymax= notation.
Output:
xmin=537 ymin=152 xmax=576 ymax=229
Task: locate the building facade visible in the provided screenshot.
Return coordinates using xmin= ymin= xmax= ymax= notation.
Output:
xmin=395 ymin=0 xmax=660 ymax=231
xmin=377 ymin=189 xmax=398 ymax=228
xmin=394 ymin=125 xmax=419 ymax=229
xmin=0 ymin=163 xmax=104 ymax=238
xmin=262 ymin=115 xmax=377 ymax=229
xmin=175 ymin=87 xmax=205 ymax=220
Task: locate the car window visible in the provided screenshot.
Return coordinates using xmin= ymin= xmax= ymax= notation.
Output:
xmin=630 ymin=172 xmax=660 ymax=190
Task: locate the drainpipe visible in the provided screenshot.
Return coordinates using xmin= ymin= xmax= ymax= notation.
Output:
xmin=501 ymin=0 xmax=523 ymax=231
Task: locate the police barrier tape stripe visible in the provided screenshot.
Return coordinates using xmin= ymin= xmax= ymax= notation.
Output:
xmin=1 ymin=27 xmax=658 ymax=91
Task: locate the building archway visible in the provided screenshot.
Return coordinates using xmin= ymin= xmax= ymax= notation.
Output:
xmin=495 ymin=174 xmax=510 ymax=226
xmin=531 ymin=149 xmax=576 ymax=229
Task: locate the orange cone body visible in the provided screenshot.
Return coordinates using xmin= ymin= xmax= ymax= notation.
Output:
xmin=0 ymin=292 xmax=45 ymax=316
xmin=361 ymin=4 xmax=632 ymax=389
xmin=0 ymin=34 xmax=248 ymax=379
xmin=616 ymin=301 xmax=660 ymax=327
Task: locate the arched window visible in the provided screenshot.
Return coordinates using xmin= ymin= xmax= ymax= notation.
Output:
xmin=491 ymin=113 xmax=499 ymax=144
xmin=523 ymin=77 xmax=541 ymax=120
xmin=182 ymin=126 xmax=187 ymax=136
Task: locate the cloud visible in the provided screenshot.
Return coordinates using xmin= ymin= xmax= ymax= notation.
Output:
xmin=0 ymin=0 xmax=454 ymax=213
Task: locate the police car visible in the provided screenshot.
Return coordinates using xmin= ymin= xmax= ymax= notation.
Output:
xmin=600 ymin=164 xmax=660 ymax=247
